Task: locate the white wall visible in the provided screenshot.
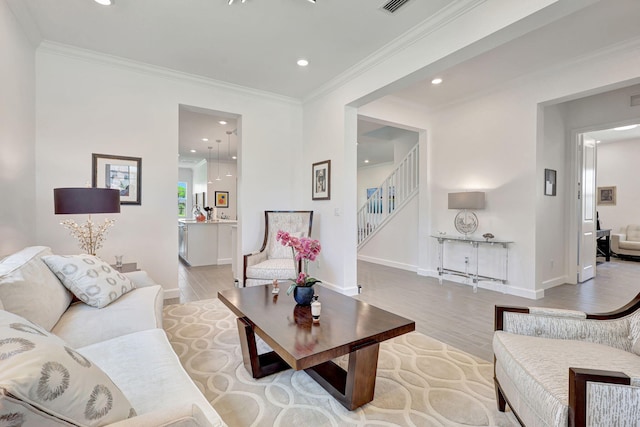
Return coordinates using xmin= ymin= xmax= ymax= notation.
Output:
xmin=302 ymin=0 xmax=564 ymax=295
xmin=0 ymin=0 xmax=36 ymax=256
xmin=206 ymin=161 xmax=238 ymax=220
xmin=34 ymin=45 xmax=302 ymax=296
xmin=358 ymin=195 xmax=419 ymax=271
xmin=597 ymin=138 xmax=640 ymax=233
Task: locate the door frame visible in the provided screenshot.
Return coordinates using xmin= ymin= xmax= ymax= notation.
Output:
xmin=567 ymin=119 xmax=640 ymax=283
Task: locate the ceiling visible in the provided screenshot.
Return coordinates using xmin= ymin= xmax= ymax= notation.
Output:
xmin=15 ymin=0 xmax=452 ymax=99
xmin=11 ymin=0 xmax=640 ymax=168
xmin=584 ymin=124 xmax=640 ymax=145
xmin=178 ymin=106 xmax=238 ymax=167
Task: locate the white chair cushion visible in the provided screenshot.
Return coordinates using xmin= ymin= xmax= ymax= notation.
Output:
xmin=265 ymin=212 xmax=310 ymax=259
xmin=267 ymin=231 xmax=301 ymax=260
xmin=0 ymin=310 xmax=136 ymax=426
xmin=42 ymin=254 xmax=136 ymax=309
xmin=0 ymin=246 xmax=72 ymax=331
xmin=493 ymin=331 xmax=640 ymax=427
xmin=245 ymin=258 xmax=295 ymax=280
xmin=627 ymin=225 xmax=640 ymax=242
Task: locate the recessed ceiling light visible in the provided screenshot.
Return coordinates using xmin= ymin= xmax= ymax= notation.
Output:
xmin=297 ymin=59 xmax=309 ymax=67
xmin=364 ymin=159 xmax=369 ymax=163
xmin=431 ymin=78 xmax=443 ymax=85
xmin=613 ymin=124 xmax=638 ymax=131
xmin=94 ymin=0 xmax=113 ymax=5
xmin=596 ymin=140 xmax=601 ymax=144
xmin=202 ymin=138 xmax=208 ymax=142
xmin=219 ymin=121 xmax=227 ymax=125
xmin=190 ymin=149 xmax=196 ymax=153
xmin=232 ymin=156 xmax=237 ymax=160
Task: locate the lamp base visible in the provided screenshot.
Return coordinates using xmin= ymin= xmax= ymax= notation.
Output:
xmin=454 ymin=210 xmax=478 ymax=236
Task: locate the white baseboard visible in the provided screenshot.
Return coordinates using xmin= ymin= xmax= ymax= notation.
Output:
xmin=421 ymin=270 xmax=543 ymax=299
xmin=320 ymin=281 xmax=359 ymax=297
xmin=357 ymin=255 xmax=417 ymax=272
xmin=163 ymin=288 xmax=180 ymax=299
xmin=540 ymin=275 xmax=568 ymax=290
xmin=216 ymin=258 xmax=232 ymax=265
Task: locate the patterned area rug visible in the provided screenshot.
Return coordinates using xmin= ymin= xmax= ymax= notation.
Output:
xmin=163 ymin=298 xmax=515 ymax=427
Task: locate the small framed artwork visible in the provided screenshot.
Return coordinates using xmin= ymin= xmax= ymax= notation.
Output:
xmin=92 ymin=153 xmax=142 ymax=205
xmin=312 ymin=160 xmax=331 ymax=200
xmin=544 ymin=168 xmax=557 ymax=196
xmin=215 ymin=191 xmax=229 ymax=208
xmin=597 ymin=186 xmax=616 ymax=206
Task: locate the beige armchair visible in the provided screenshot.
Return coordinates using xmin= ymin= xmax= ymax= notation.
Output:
xmin=612 ymin=224 xmax=640 ymax=258
xmin=493 ymin=295 xmax=640 ymax=426
xmin=243 ymin=211 xmax=313 ymax=287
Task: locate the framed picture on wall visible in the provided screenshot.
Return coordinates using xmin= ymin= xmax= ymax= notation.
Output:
xmin=215 ymin=191 xmax=229 ymax=208
xmin=92 ymin=153 xmax=142 ymax=205
xmin=544 ymin=168 xmax=557 ymax=196
xmin=597 ymin=186 xmax=616 ymax=206
xmin=312 ymin=160 xmax=331 ymax=200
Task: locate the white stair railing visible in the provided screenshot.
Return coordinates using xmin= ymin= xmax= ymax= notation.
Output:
xmin=357 ymin=143 xmax=419 ymax=246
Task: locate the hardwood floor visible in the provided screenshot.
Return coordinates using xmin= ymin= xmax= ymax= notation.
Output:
xmin=168 ymin=256 xmax=640 ymax=361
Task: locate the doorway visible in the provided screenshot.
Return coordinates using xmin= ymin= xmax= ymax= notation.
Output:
xmin=576 ymin=122 xmax=640 ymax=282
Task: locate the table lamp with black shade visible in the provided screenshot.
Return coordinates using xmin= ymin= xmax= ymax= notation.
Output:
xmin=54 ymin=187 xmax=120 ymax=255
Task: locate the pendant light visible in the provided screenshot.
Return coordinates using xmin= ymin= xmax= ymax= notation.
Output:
xmin=215 ymin=140 xmax=222 ymax=181
xmin=207 ymin=147 xmax=213 ymax=184
xmin=225 ymin=131 xmax=233 ymax=177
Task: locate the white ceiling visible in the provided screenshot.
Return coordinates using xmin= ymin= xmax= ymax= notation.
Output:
xmin=16 ymin=0 xmax=452 ymax=99
xmin=178 ymin=106 xmax=238 ymax=167
xmin=10 ymin=0 xmax=640 ymax=168
xmin=584 ymin=125 xmax=640 ymax=145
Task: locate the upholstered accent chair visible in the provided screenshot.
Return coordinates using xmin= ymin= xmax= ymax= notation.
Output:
xmin=243 ymin=211 xmax=313 ymax=287
xmin=612 ymin=224 xmax=640 ymax=258
xmin=494 ymin=294 xmax=640 ymax=426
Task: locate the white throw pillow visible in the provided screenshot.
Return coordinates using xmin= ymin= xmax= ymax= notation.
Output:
xmin=0 ymin=246 xmax=73 ymax=330
xmin=0 ymin=310 xmax=136 ymax=426
xmin=42 ymin=255 xmax=136 ymax=309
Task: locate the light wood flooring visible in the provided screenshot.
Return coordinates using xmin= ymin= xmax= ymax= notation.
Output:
xmin=169 ymin=257 xmax=640 ymax=361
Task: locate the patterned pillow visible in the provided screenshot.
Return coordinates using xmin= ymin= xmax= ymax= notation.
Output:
xmin=0 ymin=310 xmax=136 ymax=426
xmin=42 ymin=255 xmax=136 ymax=309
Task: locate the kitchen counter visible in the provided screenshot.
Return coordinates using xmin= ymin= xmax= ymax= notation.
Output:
xmin=178 ymin=219 xmax=237 ymax=267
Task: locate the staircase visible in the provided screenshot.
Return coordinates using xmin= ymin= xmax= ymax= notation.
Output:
xmin=357 ymin=144 xmax=419 ymax=247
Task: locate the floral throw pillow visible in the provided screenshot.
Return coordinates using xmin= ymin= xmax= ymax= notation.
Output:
xmin=42 ymin=255 xmax=136 ymax=309
xmin=0 ymin=310 xmax=136 ymax=426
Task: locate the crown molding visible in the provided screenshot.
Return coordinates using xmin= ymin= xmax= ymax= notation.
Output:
xmin=38 ymin=41 xmax=302 ymax=107
xmin=303 ymin=0 xmax=486 ymax=104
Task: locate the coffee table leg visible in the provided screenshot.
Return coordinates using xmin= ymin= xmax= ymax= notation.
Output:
xmin=237 ymin=317 xmax=289 ymax=378
xmin=305 ymin=340 xmax=380 ymax=410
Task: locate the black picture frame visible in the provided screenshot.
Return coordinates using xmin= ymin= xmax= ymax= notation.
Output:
xmin=215 ymin=191 xmax=229 ymax=208
xmin=544 ymin=168 xmax=556 ymax=196
xmin=92 ymin=153 xmax=142 ymax=205
xmin=312 ymin=160 xmax=331 ymax=200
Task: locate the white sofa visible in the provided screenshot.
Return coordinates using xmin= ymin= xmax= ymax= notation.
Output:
xmin=612 ymin=224 xmax=640 ymax=258
xmin=0 ymin=246 xmax=225 ymax=427
xmin=493 ymin=295 xmax=640 ymax=426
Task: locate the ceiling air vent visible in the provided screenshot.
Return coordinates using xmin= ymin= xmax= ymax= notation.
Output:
xmin=381 ymin=0 xmax=412 ymax=14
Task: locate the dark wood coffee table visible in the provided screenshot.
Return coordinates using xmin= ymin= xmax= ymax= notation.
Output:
xmin=218 ymin=285 xmax=415 ymax=410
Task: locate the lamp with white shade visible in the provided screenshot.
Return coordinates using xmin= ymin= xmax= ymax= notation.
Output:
xmin=448 ymin=191 xmax=485 ymax=237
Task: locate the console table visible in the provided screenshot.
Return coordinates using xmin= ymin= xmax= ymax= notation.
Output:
xmin=431 ymin=235 xmax=512 ymax=291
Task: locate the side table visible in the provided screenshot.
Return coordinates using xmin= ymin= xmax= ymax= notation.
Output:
xmin=110 ymin=262 xmax=139 ymax=273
